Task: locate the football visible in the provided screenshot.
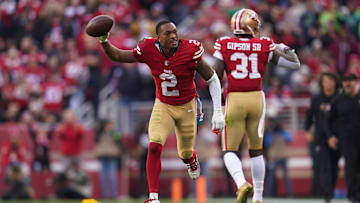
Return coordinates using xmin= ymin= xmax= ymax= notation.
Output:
xmin=85 ymin=15 xmax=114 ymax=37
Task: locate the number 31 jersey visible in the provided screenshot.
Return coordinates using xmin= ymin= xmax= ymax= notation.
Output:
xmin=213 ymin=36 xmax=275 ymax=92
xmin=133 ymin=38 xmax=203 ymax=105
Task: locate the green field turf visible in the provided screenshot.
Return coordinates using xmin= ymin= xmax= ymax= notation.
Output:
xmin=0 ymin=198 xmax=349 ymax=203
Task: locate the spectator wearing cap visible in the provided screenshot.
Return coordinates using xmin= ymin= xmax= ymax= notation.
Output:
xmin=326 ymin=73 xmax=360 ymax=202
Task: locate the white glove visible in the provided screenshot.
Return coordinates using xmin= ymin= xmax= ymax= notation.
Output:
xmin=212 ymin=109 xmax=225 ymax=135
xmin=98 ymin=32 xmax=109 ymax=43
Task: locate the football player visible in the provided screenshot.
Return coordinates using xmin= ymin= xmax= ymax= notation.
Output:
xmin=96 ymin=20 xmax=225 ymax=203
xmin=212 ymin=9 xmax=300 ymax=203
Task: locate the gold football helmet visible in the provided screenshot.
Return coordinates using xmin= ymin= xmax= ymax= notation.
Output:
xmin=231 ymin=8 xmax=261 ymax=37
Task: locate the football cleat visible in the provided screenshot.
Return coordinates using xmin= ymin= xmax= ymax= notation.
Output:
xmin=231 ymin=8 xmax=261 ymax=37
xmin=187 ymin=154 xmax=200 ymax=180
xmin=144 ymin=199 xmax=160 ymax=203
xmin=236 ymin=182 xmax=253 ymax=203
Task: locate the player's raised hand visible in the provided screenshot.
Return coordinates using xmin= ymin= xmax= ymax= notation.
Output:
xmin=212 ymin=109 xmax=225 ymax=135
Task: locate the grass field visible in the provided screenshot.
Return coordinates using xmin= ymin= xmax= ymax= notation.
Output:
xmin=0 ymin=198 xmax=350 ymax=203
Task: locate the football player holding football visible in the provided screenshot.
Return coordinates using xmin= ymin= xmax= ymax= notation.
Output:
xmin=96 ymin=20 xmax=225 ymax=203
xmin=212 ymin=9 xmax=300 ymax=203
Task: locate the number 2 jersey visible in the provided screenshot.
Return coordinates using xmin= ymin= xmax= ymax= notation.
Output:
xmin=132 ymin=38 xmax=203 ymax=105
xmin=213 ymin=36 xmax=275 ymax=92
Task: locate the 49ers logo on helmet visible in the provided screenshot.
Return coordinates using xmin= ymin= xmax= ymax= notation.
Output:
xmin=231 ymin=9 xmax=261 ymax=37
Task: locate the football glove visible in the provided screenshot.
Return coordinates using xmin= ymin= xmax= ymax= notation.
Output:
xmin=98 ymin=32 xmax=109 ymax=43
xmin=212 ymin=109 xmax=225 ymax=135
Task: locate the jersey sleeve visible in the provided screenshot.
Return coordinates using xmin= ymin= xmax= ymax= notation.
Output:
xmin=259 ymin=36 xmax=276 ymax=52
xmin=132 ymin=38 xmax=149 ymax=63
xmin=213 ymin=36 xmax=230 ymax=61
xmin=191 ymin=40 xmax=204 ymax=63
xmin=213 ymin=38 xmax=224 ymax=61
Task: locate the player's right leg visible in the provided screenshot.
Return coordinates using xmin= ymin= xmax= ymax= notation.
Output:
xmin=222 ymin=93 xmax=253 ymax=203
xmin=245 ymin=91 xmax=266 ymax=203
xmin=145 ymin=99 xmax=175 ymax=203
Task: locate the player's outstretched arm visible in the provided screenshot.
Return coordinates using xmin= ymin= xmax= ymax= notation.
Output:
xmin=98 ymin=33 xmax=137 ymax=63
xmin=271 ymin=43 xmax=300 ymax=69
xmin=196 ymin=59 xmax=225 ymax=133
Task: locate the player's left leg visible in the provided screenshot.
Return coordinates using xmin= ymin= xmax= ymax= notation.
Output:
xmin=245 ymin=91 xmax=266 ymax=203
xmin=172 ymin=98 xmax=200 ymax=180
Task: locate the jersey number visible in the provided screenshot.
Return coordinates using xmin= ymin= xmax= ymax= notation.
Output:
xmin=159 ymin=70 xmax=179 ymax=96
xmin=230 ymin=53 xmax=260 ymax=79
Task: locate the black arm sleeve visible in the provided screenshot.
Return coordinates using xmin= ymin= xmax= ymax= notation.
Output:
xmin=304 ymin=96 xmax=315 ymax=131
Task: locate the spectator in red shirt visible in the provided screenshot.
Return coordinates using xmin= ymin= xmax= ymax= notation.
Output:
xmin=23 ymin=53 xmax=48 ymax=91
xmin=54 ymin=109 xmax=86 ymax=159
xmin=0 ymin=134 xmax=31 ymax=176
xmin=42 ymin=71 xmax=67 ymax=114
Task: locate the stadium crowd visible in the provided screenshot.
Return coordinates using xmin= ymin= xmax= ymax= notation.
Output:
xmin=0 ymin=0 xmax=359 ymax=200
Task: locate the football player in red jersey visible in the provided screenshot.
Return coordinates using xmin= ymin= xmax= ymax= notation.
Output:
xmin=212 ymin=9 xmax=300 ymax=203
xmin=95 ymin=20 xmax=225 ymax=203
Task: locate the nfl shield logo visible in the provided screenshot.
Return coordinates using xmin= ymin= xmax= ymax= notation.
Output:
xmin=164 ymin=60 xmax=169 ymax=66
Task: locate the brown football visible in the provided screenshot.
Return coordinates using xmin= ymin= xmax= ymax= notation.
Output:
xmin=85 ymin=15 xmax=114 ymax=37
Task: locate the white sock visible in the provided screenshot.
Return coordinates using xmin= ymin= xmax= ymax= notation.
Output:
xmin=224 ymin=152 xmax=246 ymax=188
xmin=251 ymin=155 xmax=265 ymax=202
xmin=149 ymin=193 xmax=158 ymax=200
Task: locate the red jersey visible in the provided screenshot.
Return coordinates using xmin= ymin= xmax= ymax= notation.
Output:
xmin=55 ymin=123 xmax=86 ymax=156
xmin=23 ymin=66 xmax=48 ymax=89
xmin=213 ymin=36 xmax=275 ymax=92
xmin=62 ymin=60 xmax=88 ymax=87
xmin=42 ymin=81 xmax=67 ymax=112
xmin=132 ymin=38 xmax=203 ymax=105
xmin=0 ymin=140 xmax=27 ymax=168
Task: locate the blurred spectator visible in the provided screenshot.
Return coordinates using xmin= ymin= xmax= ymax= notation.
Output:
xmin=22 ymin=49 xmax=48 ymax=92
xmin=20 ymin=111 xmax=51 ymax=172
xmin=264 ymin=119 xmax=293 ymax=197
xmin=3 ymin=102 xmax=21 ymax=121
xmin=32 ymin=126 xmax=51 ymax=172
xmin=305 ymin=72 xmax=341 ymax=201
xmin=0 ymin=134 xmax=31 ymax=176
xmin=2 ymin=162 xmax=33 ymax=200
xmin=53 ymin=109 xmax=86 ymax=169
xmin=329 ymin=27 xmax=357 ymax=74
xmin=42 ymin=71 xmax=67 ymax=117
xmin=347 ymin=54 xmax=360 ymax=79
xmin=53 ymin=159 xmax=91 ymax=199
xmin=83 ymin=50 xmax=104 ymax=118
xmin=265 ymin=77 xmax=292 ymax=118
xmin=117 ymin=63 xmax=144 ymax=103
xmin=95 ymin=120 xmax=123 ymax=199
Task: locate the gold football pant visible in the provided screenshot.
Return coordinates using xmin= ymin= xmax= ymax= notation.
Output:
xmin=222 ymin=91 xmax=266 ymax=151
xmin=148 ymin=98 xmax=197 ymax=159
